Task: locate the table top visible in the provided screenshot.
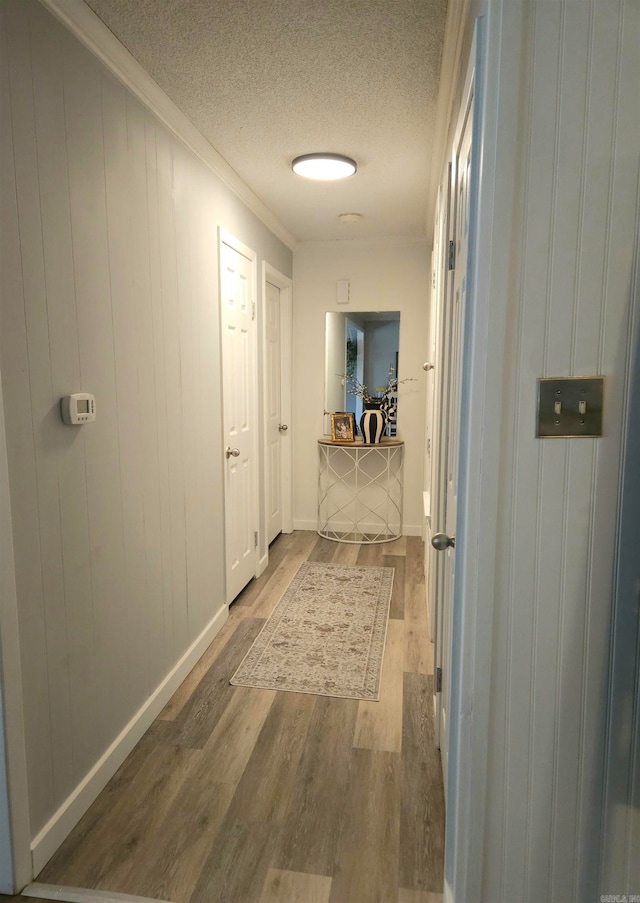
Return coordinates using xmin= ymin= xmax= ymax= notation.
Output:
xmin=318 ymin=437 xmax=404 ymax=447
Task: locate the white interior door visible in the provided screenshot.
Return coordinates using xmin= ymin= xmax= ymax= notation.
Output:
xmin=431 ymin=166 xmax=455 ymax=754
xmin=265 ymin=279 xmax=283 ymax=544
xmin=262 ymin=264 xmax=293 ymax=549
xmin=427 ymin=181 xmax=448 ymax=665
xmin=432 ymin=84 xmax=474 ymax=791
xmin=220 ymin=233 xmax=258 ymax=604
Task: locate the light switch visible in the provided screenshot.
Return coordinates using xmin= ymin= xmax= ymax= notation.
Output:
xmin=536 ymin=377 xmax=604 ymax=438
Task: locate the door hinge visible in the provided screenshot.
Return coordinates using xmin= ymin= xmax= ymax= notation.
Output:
xmin=436 ymin=666 xmax=442 ymax=693
xmin=252 ymin=301 xmax=256 ymax=321
xmin=447 ymin=240 xmax=455 ymax=271
xmin=254 ymin=531 xmax=258 ymax=549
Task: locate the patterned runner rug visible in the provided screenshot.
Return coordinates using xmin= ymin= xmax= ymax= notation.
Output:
xmin=230 ymin=561 xmax=394 ymax=700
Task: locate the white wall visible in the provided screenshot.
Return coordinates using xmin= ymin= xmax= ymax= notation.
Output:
xmin=443 ymin=0 xmax=640 ymax=900
xmin=292 ymin=240 xmax=430 ymax=533
xmin=0 ymin=0 xmax=291 ymax=873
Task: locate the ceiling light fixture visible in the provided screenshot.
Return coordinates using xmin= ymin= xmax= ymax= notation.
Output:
xmin=291 ymin=153 xmax=357 ymax=180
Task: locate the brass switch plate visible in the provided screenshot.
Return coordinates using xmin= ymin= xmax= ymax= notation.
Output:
xmin=536 ymin=377 xmax=604 ymax=438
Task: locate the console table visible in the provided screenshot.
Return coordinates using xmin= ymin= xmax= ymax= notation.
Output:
xmin=317 ymin=438 xmax=404 ymax=543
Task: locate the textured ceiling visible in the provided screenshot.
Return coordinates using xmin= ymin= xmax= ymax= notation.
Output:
xmin=84 ymin=0 xmax=448 ymax=243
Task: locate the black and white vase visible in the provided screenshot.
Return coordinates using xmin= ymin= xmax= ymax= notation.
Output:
xmin=360 ymin=402 xmax=387 ymax=444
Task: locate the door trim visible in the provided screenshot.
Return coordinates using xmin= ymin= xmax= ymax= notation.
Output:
xmin=218 ymin=228 xmax=259 ymax=601
xmin=0 ymin=370 xmax=32 ymax=891
xmin=430 ymin=169 xmax=453 ymax=754
xmin=444 ymin=18 xmax=498 ymax=901
xmin=261 ymin=263 xmax=293 ymax=563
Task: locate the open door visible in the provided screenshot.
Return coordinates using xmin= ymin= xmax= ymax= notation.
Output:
xmin=428 ymin=176 xmax=449 ymax=753
xmin=431 ymin=77 xmax=475 ymax=791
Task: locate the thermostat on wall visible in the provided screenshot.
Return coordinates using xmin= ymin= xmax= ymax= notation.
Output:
xmin=60 ymin=393 xmax=96 ymax=425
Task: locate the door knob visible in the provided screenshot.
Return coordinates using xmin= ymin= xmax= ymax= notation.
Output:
xmin=431 ymin=532 xmax=455 ymax=551
xmin=225 ymin=447 xmax=240 ymax=459
xmin=423 ymin=362 xmax=434 ymax=371
xmin=278 ymin=424 xmax=289 ymax=432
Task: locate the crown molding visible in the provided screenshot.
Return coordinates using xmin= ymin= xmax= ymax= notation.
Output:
xmin=38 ymin=0 xmax=298 ymax=251
xmin=297 ymin=236 xmax=429 ymax=248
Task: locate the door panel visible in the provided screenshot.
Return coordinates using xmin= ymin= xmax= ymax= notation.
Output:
xmin=432 ymin=85 xmax=474 ymax=793
xmin=220 ymin=236 xmax=257 ymax=603
xmin=265 ymin=280 xmax=282 ymax=543
xmin=429 ymin=178 xmax=449 ymax=749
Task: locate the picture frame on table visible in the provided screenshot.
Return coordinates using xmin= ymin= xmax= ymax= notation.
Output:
xmin=330 ymin=412 xmax=356 ymax=442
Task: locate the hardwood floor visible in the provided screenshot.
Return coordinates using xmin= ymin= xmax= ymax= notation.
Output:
xmin=20 ymin=532 xmax=445 ymax=903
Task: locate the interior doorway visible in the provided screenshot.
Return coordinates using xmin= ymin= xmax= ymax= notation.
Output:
xmin=262 ymin=263 xmax=293 ymax=553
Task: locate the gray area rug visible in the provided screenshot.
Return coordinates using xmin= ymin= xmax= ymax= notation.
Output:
xmin=230 ymin=561 xmax=394 ymax=700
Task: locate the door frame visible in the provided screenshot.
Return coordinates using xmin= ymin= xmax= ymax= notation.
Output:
xmin=439 ymin=65 xmax=475 ymax=792
xmin=430 ymin=169 xmax=453 ymax=753
xmin=0 ymin=370 xmax=32 ymax=892
xmin=424 ymin=204 xmax=443 ymax=644
xmin=261 ymin=263 xmax=293 ymax=570
xmin=444 ymin=16 xmax=504 ymax=900
xmin=218 ymin=228 xmax=260 ymax=602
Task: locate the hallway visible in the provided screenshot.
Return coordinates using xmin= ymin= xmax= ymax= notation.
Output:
xmin=19 ymin=532 xmax=444 ymax=903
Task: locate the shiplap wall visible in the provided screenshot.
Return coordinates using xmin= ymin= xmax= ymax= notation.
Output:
xmin=0 ymin=0 xmax=291 ymax=848
xmin=476 ymin=1 xmax=639 ymax=900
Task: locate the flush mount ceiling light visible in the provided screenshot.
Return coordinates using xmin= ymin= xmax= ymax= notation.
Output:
xmin=291 ymin=153 xmax=357 ymax=180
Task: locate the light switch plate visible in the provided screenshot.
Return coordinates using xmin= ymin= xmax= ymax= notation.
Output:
xmin=536 ymin=377 xmax=604 ymax=438
xmin=336 ymin=279 xmax=350 ymax=304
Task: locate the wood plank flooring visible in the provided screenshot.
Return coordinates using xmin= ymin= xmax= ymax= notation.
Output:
xmin=21 ymin=532 xmax=444 ymax=903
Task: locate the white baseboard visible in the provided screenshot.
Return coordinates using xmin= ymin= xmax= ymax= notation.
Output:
xmin=30 ymin=604 xmax=228 ymax=875
xmin=292 ymin=519 xmax=422 ymax=537
xmin=23 ymin=884 xmax=166 ymax=902
xmin=292 ymin=519 xmax=318 ymax=532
